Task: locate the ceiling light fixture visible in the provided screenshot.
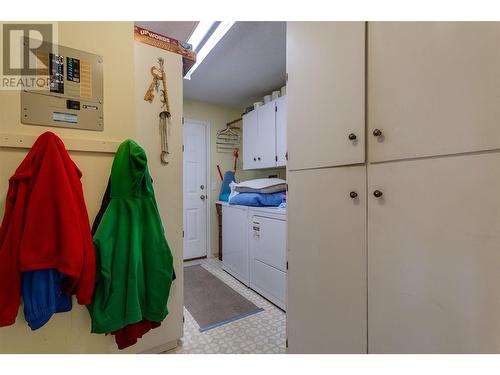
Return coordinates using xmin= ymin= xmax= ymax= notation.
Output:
xmin=187 ymin=21 xmax=215 ymax=52
xmin=184 ymin=21 xmax=235 ymax=80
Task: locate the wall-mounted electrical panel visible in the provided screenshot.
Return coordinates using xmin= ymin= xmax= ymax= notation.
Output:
xmin=21 ymin=40 xmax=104 ymax=131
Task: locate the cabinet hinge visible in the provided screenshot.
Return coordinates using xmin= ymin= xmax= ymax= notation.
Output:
xmin=286 ymin=261 xmax=288 ymax=270
xmin=182 ymin=117 xmax=185 ymax=124
xmin=182 ymin=145 xmax=185 ymax=152
xmin=286 ymin=183 xmax=288 ymax=192
xmin=182 ymin=230 xmax=184 ymax=238
xmin=275 ymin=105 xmax=277 ymax=112
xmin=275 ymin=155 xmax=278 ymax=162
xmin=286 ymin=338 xmax=289 ymax=348
xmin=285 ymin=151 xmax=288 ymax=161
xmin=286 ymin=73 xmax=288 ymax=83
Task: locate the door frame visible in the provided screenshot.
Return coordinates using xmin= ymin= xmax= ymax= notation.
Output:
xmin=183 ymin=117 xmax=211 ymax=259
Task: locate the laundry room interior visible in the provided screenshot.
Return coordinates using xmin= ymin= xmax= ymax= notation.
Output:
xmin=176 ymin=21 xmax=288 ymax=354
xmin=3 ymin=3 xmax=500 ymax=368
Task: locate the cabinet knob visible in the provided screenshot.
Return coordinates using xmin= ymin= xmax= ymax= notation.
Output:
xmin=373 ymin=190 xmax=383 ymax=198
xmin=373 ymin=129 xmax=383 ymax=137
xmin=258 ymin=157 xmax=261 ymax=161
xmin=348 ymin=133 xmax=357 ymax=141
xmin=253 ymin=157 xmax=256 ymax=161
xmin=349 ymin=191 xmax=358 ymax=199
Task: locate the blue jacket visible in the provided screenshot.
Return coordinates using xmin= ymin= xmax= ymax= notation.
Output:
xmin=22 ymin=269 xmax=72 ymax=330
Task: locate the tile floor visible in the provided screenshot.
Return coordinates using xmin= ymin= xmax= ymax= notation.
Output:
xmin=168 ymin=257 xmax=286 ymax=354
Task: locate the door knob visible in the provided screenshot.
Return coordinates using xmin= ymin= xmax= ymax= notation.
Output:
xmin=373 ymin=129 xmax=383 ymax=137
xmin=349 ymin=191 xmax=358 ymax=199
xmin=253 ymin=157 xmax=256 ymax=161
xmin=200 ymin=184 xmax=205 ymax=190
xmin=348 ymin=133 xmax=357 ymax=141
xmin=200 ymin=195 xmax=206 ymax=200
xmin=258 ymin=157 xmax=261 ymax=161
xmin=373 ymin=190 xmax=383 ymax=198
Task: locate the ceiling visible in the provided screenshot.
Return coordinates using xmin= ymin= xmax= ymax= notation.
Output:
xmin=135 ymin=21 xmax=286 ymax=108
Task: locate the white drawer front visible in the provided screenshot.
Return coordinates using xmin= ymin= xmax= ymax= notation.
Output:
xmin=251 ymin=259 xmax=287 ymax=309
xmin=250 ymin=215 xmax=286 ymax=272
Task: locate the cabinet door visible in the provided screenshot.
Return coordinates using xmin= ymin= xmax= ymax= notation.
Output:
xmin=257 ymin=101 xmax=277 ymax=168
xmin=242 ymin=109 xmax=258 ymax=170
xmin=368 ymin=152 xmax=500 ymax=353
xmin=368 ymin=22 xmax=500 ymax=162
xmin=276 ymin=96 xmax=287 ymax=167
xmin=287 ymin=22 xmax=365 ymax=170
xmin=287 ymin=166 xmax=367 ymax=353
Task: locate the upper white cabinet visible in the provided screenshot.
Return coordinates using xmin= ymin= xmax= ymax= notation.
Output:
xmin=258 ymin=101 xmax=278 ymax=168
xmin=242 ymin=108 xmax=258 ymax=170
xmin=368 ymin=22 xmax=500 ymax=163
xmin=242 ymin=97 xmax=286 ymax=170
xmin=276 ymin=96 xmax=287 ymax=167
xmin=287 ymin=22 xmax=366 ymax=170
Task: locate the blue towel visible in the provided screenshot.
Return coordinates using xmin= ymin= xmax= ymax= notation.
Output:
xmin=219 ymin=171 xmax=235 ymax=202
xmin=22 ymin=269 xmax=72 ymax=330
xmin=229 ymin=192 xmax=285 ymax=207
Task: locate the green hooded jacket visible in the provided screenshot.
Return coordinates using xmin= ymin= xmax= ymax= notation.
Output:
xmin=88 ymin=140 xmax=174 ymax=334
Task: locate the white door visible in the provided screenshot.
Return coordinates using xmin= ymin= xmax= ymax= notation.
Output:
xmin=242 ymin=109 xmax=258 ymax=170
xmin=183 ymin=119 xmax=208 ymax=260
xmin=368 ymin=152 xmax=500 ymax=353
xmin=257 ymin=101 xmax=277 ymax=168
xmin=287 ymin=166 xmax=367 ymax=353
xmin=368 ymin=22 xmax=500 ymax=162
xmin=276 ymin=96 xmax=287 ymax=167
xmin=287 ymin=22 xmax=366 ymax=170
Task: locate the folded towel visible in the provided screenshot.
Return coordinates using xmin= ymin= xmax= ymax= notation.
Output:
xmin=229 ymin=192 xmax=285 ymax=207
xmin=234 ymin=178 xmax=286 ymax=194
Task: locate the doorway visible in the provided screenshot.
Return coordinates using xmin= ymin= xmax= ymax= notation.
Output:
xmin=183 ymin=118 xmax=210 ymax=260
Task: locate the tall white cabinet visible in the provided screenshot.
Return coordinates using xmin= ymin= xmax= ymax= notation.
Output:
xmin=286 ymin=21 xmax=367 ymax=354
xmin=287 ymin=21 xmax=500 ymax=354
xmin=366 ymin=22 xmax=500 ymax=354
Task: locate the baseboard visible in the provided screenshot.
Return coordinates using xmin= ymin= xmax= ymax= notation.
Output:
xmin=139 ymin=339 xmax=179 ymax=354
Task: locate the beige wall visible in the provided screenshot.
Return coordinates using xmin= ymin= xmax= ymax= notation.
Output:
xmin=133 ymin=41 xmax=183 ymax=354
xmin=0 ymin=22 xmax=182 ymax=353
xmin=183 ymin=99 xmax=285 ymax=257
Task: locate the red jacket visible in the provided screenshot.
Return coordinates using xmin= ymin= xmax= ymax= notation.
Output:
xmin=0 ymin=132 xmax=95 ymax=326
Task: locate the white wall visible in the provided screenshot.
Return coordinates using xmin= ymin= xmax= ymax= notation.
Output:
xmin=133 ymin=41 xmax=184 ymax=354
